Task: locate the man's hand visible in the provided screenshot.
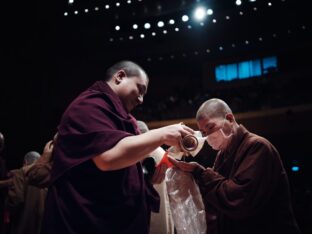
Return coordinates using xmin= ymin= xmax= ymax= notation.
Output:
xmin=168 ymin=156 xmax=205 ymax=172
xmin=40 ymin=140 xmax=54 ymax=163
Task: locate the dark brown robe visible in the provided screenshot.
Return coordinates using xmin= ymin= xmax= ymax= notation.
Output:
xmin=193 ymin=125 xmax=301 ymax=234
xmin=42 ymin=81 xmax=159 ymax=234
xmin=6 ymin=166 xmax=47 ymax=234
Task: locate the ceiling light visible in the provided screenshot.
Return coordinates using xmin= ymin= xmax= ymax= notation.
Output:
xmin=169 ymin=19 xmax=175 ymax=25
xmin=157 ymin=21 xmax=164 ymax=27
xmin=207 ymin=9 xmax=213 ymax=15
xmin=236 ymin=0 xmax=242 ymax=6
xmin=194 ymin=7 xmax=206 ymax=21
xmin=144 ymin=23 xmax=151 ymax=29
xmin=182 ymin=15 xmax=189 ymax=22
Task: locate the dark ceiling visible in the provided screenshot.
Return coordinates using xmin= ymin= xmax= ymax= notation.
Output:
xmin=54 ymin=0 xmax=311 ymax=64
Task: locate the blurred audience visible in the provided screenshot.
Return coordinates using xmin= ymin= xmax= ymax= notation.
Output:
xmin=0 ymin=132 xmax=11 ymax=234
xmin=134 ymin=74 xmax=312 ymax=121
xmin=5 ymin=148 xmax=49 ymax=234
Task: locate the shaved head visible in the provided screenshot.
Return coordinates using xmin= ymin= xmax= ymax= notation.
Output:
xmin=137 ymin=120 xmax=149 ymax=134
xmin=105 ymin=60 xmax=148 ymax=82
xmin=0 ymin=132 xmax=4 ymax=153
xmin=196 ymin=98 xmax=232 ymax=121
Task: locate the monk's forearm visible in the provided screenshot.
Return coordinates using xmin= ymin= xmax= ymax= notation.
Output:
xmin=93 ymin=129 xmax=165 ymax=171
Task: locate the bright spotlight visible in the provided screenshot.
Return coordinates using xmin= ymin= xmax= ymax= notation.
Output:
xmin=207 ymin=9 xmax=213 ymax=15
xmin=194 ymin=7 xmax=206 ymax=21
xmin=236 ymin=0 xmax=242 ymax=6
xmin=133 ymin=24 xmax=138 ymax=29
xmin=182 ymin=15 xmax=189 ymax=22
xmin=157 ymin=21 xmax=164 ymax=27
xmin=115 ymin=25 xmax=120 ymax=31
xmin=169 ymin=19 xmax=175 ymax=25
xmin=144 ymin=23 xmax=151 ymax=29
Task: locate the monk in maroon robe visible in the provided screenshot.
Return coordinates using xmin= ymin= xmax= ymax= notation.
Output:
xmin=42 ymin=61 xmax=193 ymax=234
xmin=169 ymin=98 xmax=301 ymax=234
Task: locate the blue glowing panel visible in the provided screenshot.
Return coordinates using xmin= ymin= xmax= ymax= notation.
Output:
xmin=262 ymin=56 xmax=277 ymax=74
xmin=238 ymin=60 xmax=261 ymax=79
xmin=250 ymin=59 xmax=262 ymax=77
xmin=215 ymin=65 xmax=227 ymax=81
xmin=226 ymin=63 xmax=238 ymax=80
xmin=215 ymin=64 xmax=238 ymax=81
xmin=238 ymin=61 xmax=250 ymax=79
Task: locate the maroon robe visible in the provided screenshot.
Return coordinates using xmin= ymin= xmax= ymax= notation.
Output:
xmin=193 ymin=125 xmax=301 ymax=234
xmin=42 ymin=81 xmax=159 ymax=234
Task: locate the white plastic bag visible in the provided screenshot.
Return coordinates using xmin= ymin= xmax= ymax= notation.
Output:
xmin=165 ymin=168 xmax=207 ymax=234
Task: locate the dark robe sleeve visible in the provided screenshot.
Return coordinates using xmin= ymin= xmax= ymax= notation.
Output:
xmin=51 ymin=89 xmax=135 ymax=182
xmin=196 ymin=140 xmax=279 ymax=219
xmin=25 ymin=162 xmax=52 ymax=188
xmin=5 ymin=169 xmax=25 ymax=214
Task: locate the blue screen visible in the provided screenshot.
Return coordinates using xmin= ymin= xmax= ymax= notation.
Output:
xmin=215 ymin=56 xmax=277 ymax=82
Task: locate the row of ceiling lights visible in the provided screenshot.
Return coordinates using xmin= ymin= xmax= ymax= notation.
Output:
xmin=63 ymin=0 xmax=285 ymax=17
xmin=138 ymin=27 xmax=307 ymax=62
xmin=107 ymin=4 xmax=293 ymax=42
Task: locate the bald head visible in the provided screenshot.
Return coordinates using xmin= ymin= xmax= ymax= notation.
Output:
xmin=24 ymin=151 xmax=40 ymax=165
xmin=196 ymin=98 xmax=232 ymax=121
xmin=137 ymin=120 xmax=149 ymax=134
xmin=105 ymin=60 xmax=148 ymax=82
xmin=0 ymin=132 xmax=4 ymax=153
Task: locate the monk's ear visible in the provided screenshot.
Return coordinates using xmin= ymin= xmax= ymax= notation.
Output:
xmin=114 ymin=70 xmax=127 ymax=84
xmin=225 ymin=113 xmax=235 ymax=123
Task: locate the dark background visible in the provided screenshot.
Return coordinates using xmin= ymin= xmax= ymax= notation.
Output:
xmin=0 ymin=0 xmax=311 ymax=232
